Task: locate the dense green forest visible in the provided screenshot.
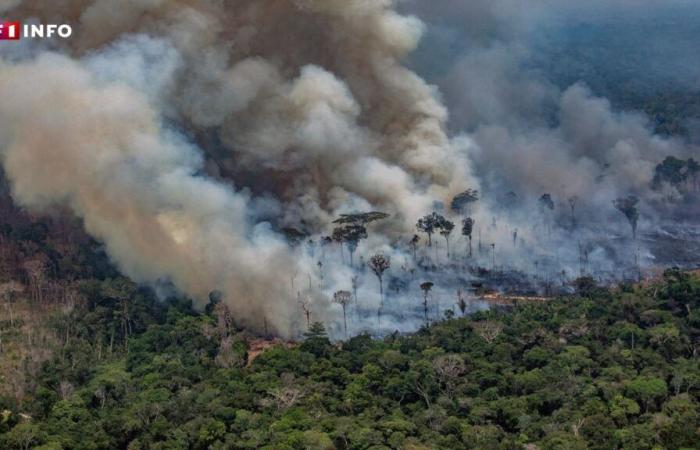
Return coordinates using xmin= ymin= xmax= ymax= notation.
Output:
xmin=1 ymin=268 xmax=698 ymax=449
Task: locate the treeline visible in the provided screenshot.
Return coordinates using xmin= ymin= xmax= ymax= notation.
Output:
xmin=1 ymin=270 xmax=698 ymax=449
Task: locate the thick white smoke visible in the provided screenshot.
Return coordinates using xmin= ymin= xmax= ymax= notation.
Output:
xmin=0 ymin=0 xmax=477 ymax=336
xmin=401 ymin=0 xmax=700 ymax=229
xmin=0 ymin=52 xmax=319 ymax=336
xmin=1 ymin=0 xmax=698 ymax=337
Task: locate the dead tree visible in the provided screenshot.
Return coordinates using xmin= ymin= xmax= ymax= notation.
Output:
xmin=23 ymin=259 xmax=46 ymax=304
xmin=299 ymin=298 xmax=312 ymax=329
xmin=0 ymin=281 xmax=23 ymax=328
xmin=432 ymin=354 xmax=466 ymax=399
xmin=473 ymin=321 xmax=504 ymax=343
xmin=267 ymin=374 xmax=305 ymax=412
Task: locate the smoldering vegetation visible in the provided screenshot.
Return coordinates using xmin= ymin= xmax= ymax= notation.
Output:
xmin=0 ymin=0 xmax=698 ymax=338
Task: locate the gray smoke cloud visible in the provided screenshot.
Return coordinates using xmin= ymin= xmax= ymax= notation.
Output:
xmin=401 ymin=0 xmax=699 ymax=225
xmin=0 ymin=0 xmax=698 ymax=337
xmin=0 ymin=0 xmax=478 ymax=336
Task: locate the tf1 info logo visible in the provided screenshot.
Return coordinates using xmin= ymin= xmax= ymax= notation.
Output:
xmin=0 ymin=22 xmax=73 ymax=40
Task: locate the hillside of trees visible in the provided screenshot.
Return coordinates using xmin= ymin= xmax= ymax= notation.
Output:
xmin=1 ymin=265 xmax=698 ymax=449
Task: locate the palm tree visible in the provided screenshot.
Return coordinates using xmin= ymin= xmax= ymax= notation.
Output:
xmin=369 ymin=254 xmax=391 ymax=307
xmin=370 ymin=254 xmax=391 ymax=330
xmin=333 ymin=290 xmax=352 ymax=338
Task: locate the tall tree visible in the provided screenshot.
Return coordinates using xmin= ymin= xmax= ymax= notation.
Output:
xmin=539 ymin=193 xmax=555 ymax=211
xmin=456 ymin=288 xmax=467 ymax=317
xmin=539 ymin=193 xmax=555 ymax=237
xmin=320 ymin=236 xmax=332 ymax=260
xmin=369 ymin=254 xmax=391 ymax=308
xmin=503 ymin=191 xmax=518 ymax=210
xmin=351 ymin=275 xmax=359 ymax=306
xmin=450 ymin=189 xmax=479 ymax=214
xmin=420 ymin=281 xmax=434 ymax=325
xmin=416 ymin=213 xmax=441 ymax=247
xmin=346 ymin=225 xmax=369 ymax=267
xmin=301 ymin=322 xmax=331 ymax=357
xmin=333 ymin=290 xmax=352 ymax=338
xmin=461 ymin=218 xmax=475 ymax=258
xmin=332 ymin=225 xmax=368 ymax=267
xmin=332 ymin=212 xmax=389 ymax=226
xmin=0 ymin=281 xmax=23 ymax=328
xmin=282 ymin=227 xmax=307 ymax=247
xmin=614 ymin=196 xmax=640 ymax=239
xmin=438 ymin=219 xmax=455 ymax=259
xmin=332 ymin=227 xmax=346 ymax=262
xmin=410 ymin=234 xmax=420 ymax=260
xmin=653 ymin=156 xmax=688 ymax=188
xmin=299 ymin=298 xmax=312 ymax=329
xmin=568 ymin=196 xmax=578 ymax=228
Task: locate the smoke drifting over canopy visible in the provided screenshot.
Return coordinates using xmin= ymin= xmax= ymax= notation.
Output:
xmin=402 ymin=0 xmax=699 ymax=207
xmin=0 ymin=0 xmax=698 ymax=336
xmin=0 ymin=0 xmax=475 ymax=335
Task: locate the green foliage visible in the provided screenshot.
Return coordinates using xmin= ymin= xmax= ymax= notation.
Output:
xmin=2 ymin=274 xmax=700 ymax=449
xmin=626 ymin=377 xmax=668 ymax=411
xmin=300 ymin=322 xmax=331 ymax=358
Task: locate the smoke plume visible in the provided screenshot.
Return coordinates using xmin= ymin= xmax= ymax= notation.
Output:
xmin=1 ymin=0 xmax=698 ymax=337
xmin=0 ymin=0 xmax=476 ymax=335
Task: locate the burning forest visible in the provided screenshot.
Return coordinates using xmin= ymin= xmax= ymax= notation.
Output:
xmin=0 ymin=0 xmax=699 ymax=339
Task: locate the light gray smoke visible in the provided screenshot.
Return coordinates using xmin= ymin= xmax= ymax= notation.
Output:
xmin=1 ymin=0 xmax=698 ymax=337
xmin=0 ymin=0 xmax=477 ymax=336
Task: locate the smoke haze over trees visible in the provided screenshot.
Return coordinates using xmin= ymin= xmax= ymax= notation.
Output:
xmin=0 ymin=0 xmax=699 ymax=336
